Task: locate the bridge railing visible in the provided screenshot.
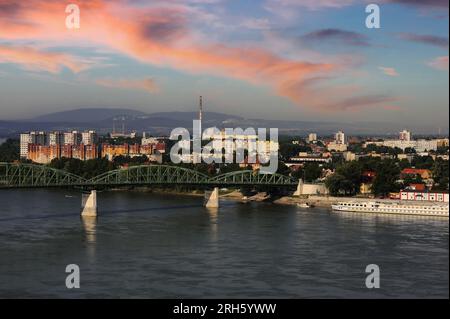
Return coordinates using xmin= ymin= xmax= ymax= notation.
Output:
xmin=87 ymin=165 xmax=210 ymax=185
xmin=1 ymin=163 xmax=298 ymax=188
xmin=0 ymin=162 xmax=87 ymax=188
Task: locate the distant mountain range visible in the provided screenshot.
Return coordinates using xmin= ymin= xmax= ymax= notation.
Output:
xmin=0 ymin=108 xmax=446 ymax=137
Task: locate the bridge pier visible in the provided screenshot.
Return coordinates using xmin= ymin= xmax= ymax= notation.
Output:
xmin=81 ymin=190 xmax=97 ymax=217
xmin=204 ymin=187 xmax=219 ymax=208
xmin=293 ymin=179 xmax=304 ymax=196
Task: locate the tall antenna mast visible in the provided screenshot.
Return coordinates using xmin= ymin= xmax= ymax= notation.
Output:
xmin=199 ymin=95 xmax=203 ymax=123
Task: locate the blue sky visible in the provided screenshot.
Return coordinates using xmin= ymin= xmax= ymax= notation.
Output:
xmin=0 ymin=0 xmax=448 ymax=131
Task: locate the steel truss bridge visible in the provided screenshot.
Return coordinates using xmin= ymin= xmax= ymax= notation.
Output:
xmin=0 ymin=163 xmax=298 ymax=189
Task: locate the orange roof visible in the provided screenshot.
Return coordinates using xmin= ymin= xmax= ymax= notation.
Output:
xmin=401 ymin=168 xmax=430 ymax=175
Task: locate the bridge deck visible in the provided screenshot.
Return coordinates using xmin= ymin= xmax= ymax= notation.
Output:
xmin=0 ymin=163 xmax=298 ymax=188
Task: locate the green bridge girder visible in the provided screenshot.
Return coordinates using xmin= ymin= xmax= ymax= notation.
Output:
xmin=208 ymin=170 xmax=298 ymax=186
xmin=0 ymin=162 xmax=87 ymax=188
xmin=0 ymin=163 xmax=298 ymax=188
xmin=87 ymin=165 xmax=210 ymax=186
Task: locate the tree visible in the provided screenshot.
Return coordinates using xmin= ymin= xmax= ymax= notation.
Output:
xmin=63 ymin=158 xmax=84 ymax=176
xmin=48 ymin=157 xmax=117 ymax=179
xmin=401 ymin=174 xmax=423 ymax=189
xmin=371 ymin=159 xmax=401 ymax=196
xmin=398 ymin=158 xmax=411 ymax=170
xmin=303 ymin=163 xmax=322 ymax=182
xmin=325 ymin=161 xmax=362 ymax=196
xmin=279 ymin=143 xmax=311 ymax=161
xmin=432 ymin=159 xmax=449 ymax=191
xmin=411 ymin=155 xmax=434 ymax=169
xmin=404 ymin=147 xmax=416 ymax=154
xmin=325 ymin=174 xmax=356 ymax=196
xmin=0 ymin=139 xmax=19 ymax=162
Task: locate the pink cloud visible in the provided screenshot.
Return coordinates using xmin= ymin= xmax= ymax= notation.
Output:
xmin=427 ymin=56 xmax=449 ymax=71
xmin=0 ymin=45 xmax=89 ymax=73
xmin=0 ymin=0 xmax=393 ymax=112
xmin=378 ymin=66 xmax=399 ymax=77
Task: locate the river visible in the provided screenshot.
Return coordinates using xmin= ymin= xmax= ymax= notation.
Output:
xmin=0 ymin=189 xmax=448 ymax=298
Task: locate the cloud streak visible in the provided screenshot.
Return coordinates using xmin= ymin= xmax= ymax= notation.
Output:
xmin=300 ymin=28 xmax=370 ymax=47
xmin=398 ymin=33 xmax=449 ymax=49
xmin=378 ymin=66 xmax=399 ymax=76
xmin=427 ymin=56 xmax=449 ymax=71
xmin=0 ymin=45 xmax=89 ymax=73
xmin=0 ymin=0 xmax=395 ymax=112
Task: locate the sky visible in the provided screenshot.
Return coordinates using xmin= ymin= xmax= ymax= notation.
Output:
xmin=0 ymin=0 xmax=448 ymax=131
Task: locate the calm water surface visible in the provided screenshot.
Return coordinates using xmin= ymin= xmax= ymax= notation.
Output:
xmin=0 ymin=189 xmax=448 ymax=298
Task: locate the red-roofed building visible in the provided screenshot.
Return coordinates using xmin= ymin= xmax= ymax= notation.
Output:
xmin=401 ymin=168 xmax=432 ymax=180
xmin=407 ymin=183 xmax=426 ymax=191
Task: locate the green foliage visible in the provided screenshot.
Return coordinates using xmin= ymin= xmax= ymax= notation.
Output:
xmin=113 ymin=155 xmax=148 ymax=167
xmin=279 ymin=142 xmax=312 ymax=161
xmin=218 ymin=163 xmax=241 ymax=174
xmin=404 ymin=147 xmax=416 ymax=154
xmin=401 ymin=174 xmax=423 ymax=188
xmin=0 ymin=139 xmax=19 ymax=162
xmin=48 ymin=157 xmax=116 ymax=179
xmin=325 ymin=174 xmax=355 ymax=196
xmin=371 ymin=159 xmax=401 ymax=196
xmin=365 ymin=144 xmax=402 ymax=155
xmin=432 ymin=159 xmax=449 ymax=191
xmin=358 ymin=157 xmax=381 ymax=172
xmin=411 ymin=155 xmax=435 ymax=169
xmin=274 ymin=162 xmax=289 ymax=176
xmin=398 ymin=159 xmax=411 ymax=170
xmin=348 ymin=143 xmax=364 ymax=153
xmin=303 ymin=163 xmax=322 ymax=182
xmin=325 ymin=161 xmax=362 ymax=196
xmin=436 ymin=146 xmax=449 ymax=155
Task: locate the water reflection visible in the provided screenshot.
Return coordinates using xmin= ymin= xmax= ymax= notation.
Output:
xmin=333 ymin=211 xmax=449 ymax=223
xmin=81 ymin=216 xmax=97 ymax=262
xmin=206 ymin=207 xmax=219 ymax=242
xmin=81 ymin=216 xmax=97 ymax=244
xmin=0 ymin=189 xmax=447 ymax=298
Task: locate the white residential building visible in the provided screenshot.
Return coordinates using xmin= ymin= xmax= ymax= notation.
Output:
xmin=64 ymin=131 xmax=81 ymax=145
xmin=335 ymin=131 xmax=346 ymax=145
xmin=142 ymin=137 xmax=159 ymax=146
xmin=20 ymin=132 xmax=34 ymax=158
xmin=399 ymin=130 xmax=412 ymax=141
xmin=308 ymin=133 xmax=318 ymax=143
xmin=81 ymin=130 xmax=97 ymax=145
xmin=49 ymin=131 xmax=64 ymax=146
xmin=20 ymin=131 xmax=47 ymax=158
xmin=365 ymin=139 xmax=439 ymax=152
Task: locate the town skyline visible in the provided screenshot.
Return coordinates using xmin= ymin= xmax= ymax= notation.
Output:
xmin=0 ymin=0 xmax=448 ymax=130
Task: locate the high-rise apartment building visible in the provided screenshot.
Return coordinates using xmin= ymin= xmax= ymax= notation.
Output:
xmin=399 ymin=130 xmax=412 ymax=142
xmin=64 ymin=131 xmax=81 ymax=145
xmin=335 ymin=131 xmax=346 ymax=145
xmin=308 ymin=133 xmax=318 ymax=143
xmin=20 ymin=132 xmax=35 ymax=158
xmin=49 ymin=131 xmax=64 ymax=146
xmin=82 ymin=130 xmax=97 ymax=145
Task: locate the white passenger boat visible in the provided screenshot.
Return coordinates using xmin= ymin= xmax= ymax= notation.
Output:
xmin=331 ymin=201 xmax=449 ymax=217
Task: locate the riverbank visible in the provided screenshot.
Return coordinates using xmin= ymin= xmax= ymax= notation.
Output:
xmin=107 ymin=187 xmax=354 ymax=207
xmin=103 ymin=187 xmax=447 ymax=209
xmin=274 ymin=196 xmax=335 ymax=208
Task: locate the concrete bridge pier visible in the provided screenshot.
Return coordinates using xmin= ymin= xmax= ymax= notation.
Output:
xmin=204 ymin=187 xmax=219 ymax=208
xmin=81 ymin=190 xmax=97 ymax=217
xmin=293 ymin=179 xmax=304 ymax=196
